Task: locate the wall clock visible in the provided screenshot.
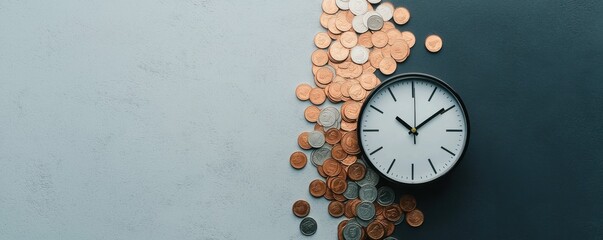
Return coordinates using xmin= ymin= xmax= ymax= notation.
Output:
xmin=357 ymin=73 xmax=470 ymax=184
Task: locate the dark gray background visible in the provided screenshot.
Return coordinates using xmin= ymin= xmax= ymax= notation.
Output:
xmin=387 ymin=0 xmax=603 ymax=239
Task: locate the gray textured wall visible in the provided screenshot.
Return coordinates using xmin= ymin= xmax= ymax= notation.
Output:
xmin=0 ymin=0 xmax=602 ymax=239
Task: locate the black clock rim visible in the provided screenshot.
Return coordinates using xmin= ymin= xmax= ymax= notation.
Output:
xmin=356 ymin=72 xmax=471 ymax=186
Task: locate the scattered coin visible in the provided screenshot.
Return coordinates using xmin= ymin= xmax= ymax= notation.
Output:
xmin=308 ymin=131 xmax=326 ymax=148
xmin=399 ymin=194 xmax=417 ymax=212
xmin=350 ymin=45 xmax=370 ymax=64
xmin=393 ymin=7 xmax=410 ymax=25
xmin=328 ymin=201 xmax=345 ymax=217
xmin=376 ymin=2 xmax=394 ymax=21
xmin=292 ymin=200 xmax=311 ymax=218
xmin=377 ymin=186 xmax=396 ymax=206
xmin=425 ymin=34 xmax=443 ymax=53
xmin=356 ymin=201 xmax=376 ymax=221
xmin=366 ymin=221 xmax=385 ymax=240
xmin=347 ymin=162 xmax=366 ymax=181
xmin=358 ymin=185 xmax=378 ymax=202
xmin=343 ymin=222 xmax=363 ymax=240
xmin=367 ymin=15 xmax=384 ymax=31
xmin=295 ymin=83 xmax=312 ymax=101
xmin=348 ymin=0 xmax=368 ymax=16
xmin=300 ymin=217 xmax=318 ymax=236
xmin=309 ymin=179 xmax=327 ymax=197
xmin=290 ymin=151 xmax=308 ymax=169
xmin=406 ymin=209 xmax=424 ymax=227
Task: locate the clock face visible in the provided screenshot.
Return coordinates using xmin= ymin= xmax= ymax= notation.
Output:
xmin=358 ymin=73 xmax=470 ymax=184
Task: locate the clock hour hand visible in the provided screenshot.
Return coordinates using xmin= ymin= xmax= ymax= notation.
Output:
xmin=410 ymin=108 xmax=445 ymax=134
xmin=395 ymin=116 xmax=414 ymax=132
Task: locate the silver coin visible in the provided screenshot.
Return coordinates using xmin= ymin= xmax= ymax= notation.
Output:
xmin=376 ymin=2 xmax=394 ymax=21
xmin=343 ymin=181 xmax=359 ymax=200
xmin=308 ymin=131 xmax=325 ymax=148
xmin=362 ymin=11 xmax=381 ymax=27
xmin=343 ymin=222 xmax=363 ymax=240
xmin=367 ymin=0 xmax=381 ymax=3
xmin=352 ymin=15 xmax=368 ymax=33
xmin=351 ymin=45 xmax=370 ymax=64
xmin=348 ymin=0 xmax=368 ymax=16
xmin=318 ymin=107 xmax=339 ymax=128
xmin=311 ymin=145 xmax=332 ymax=166
xmin=376 ymin=186 xmax=395 ymax=206
xmin=357 ymin=167 xmax=379 ymax=187
xmin=367 ymin=15 xmax=384 ymax=31
xmin=355 ymin=201 xmax=376 ymax=221
xmin=358 ymin=185 xmax=378 ymax=202
xmin=336 ymin=0 xmax=350 ymax=10
xmin=356 ymin=216 xmax=371 ymax=227
xmin=383 ymin=237 xmax=399 ymax=240
xmin=300 ymin=217 xmax=317 ymax=236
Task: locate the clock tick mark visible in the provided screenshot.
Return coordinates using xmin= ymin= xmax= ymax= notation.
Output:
xmin=446 ymin=129 xmax=463 ymax=132
xmin=441 ymin=146 xmax=456 ymax=156
xmin=411 ymin=163 xmax=414 ymax=180
xmin=428 ymin=159 xmax=437 ymax=174
xmin=370 ymin=105 xmax=383 ymax=114
xmin=370 ymin=146 xmax=383 ymax=155
xmin=387 ymin=87 xmax=397 ymax=102
xmin=363 ymin=129 xmax=379 ymax=132
xmin=428 ymin=87 xmax=437 ymax=102
xmin=387 ymin=159 xmax=396 ymax=174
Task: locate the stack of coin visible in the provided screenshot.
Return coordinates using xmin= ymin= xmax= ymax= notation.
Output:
xmin=292 ymin=0 xmax=439 ymax=238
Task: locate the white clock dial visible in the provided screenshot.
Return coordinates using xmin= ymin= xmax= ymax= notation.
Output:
xmin=358 ymin=74 xmax=469 ymax=184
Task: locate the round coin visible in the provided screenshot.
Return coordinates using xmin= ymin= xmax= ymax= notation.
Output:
xmin=300 ymin=217 xmax=318 ymax=236
xmin=311 ymin=145 xmax=332 ymax=166
xmin=350 ymin=45 xmax=370 ymax=64
xmin=352 ymin=15 xmax=368 ymax=33
xmin=295 ymin=83 xmax=312 ymax=101
xmin=304 ymin=105 xmax=321 ymax=123
xmin=347 ymin=162 xmax=366 ymax=181
xmin=308 ymin=130 xmax=326 ymax=148
xmin=290 ymin=151 xmax=307 ymax=169
xmin=406 ymin=209 xmax=424 ymax=227
xmin=343 ymin=222 xmax=363 ymax=240
xmin=314 ymin=32 xmax=332 ymax=49
xmin=367 ymin=14 xmax=384 ymax=31
xmin=309 ymin=88 xmax=327 ymax=105
xmin=399 ymin=194 xmax=417 ymax=212
xmin=378 ymin=56 xmax=396 ymax=75
xmin=376 ymin=2 xmax=394 ymax=21
xmin=292 ymin=200 xmax=311 ymax=218
xmin=348 ymin=0 xmax=368 ymax=16
xmin=297 ymin=132 xmax=312 ymax=150
xmin=383 ymin=205 xmax=402 ymax=222
xmin=366 ymin=221 xmax=385 ymax=240
xmin=393 ymin=7 xmax=410 ymax=25
xmin=425 ymin=34 xmax=443 ymax=53
xmin=356 ymin=201 xmax=376 ymax=221
xmin=376 ymin=186 xmax=395 ymax=206
xmin=343 ymin=181 xmax=359 ymax=200
xmin=358 ymin=185 xmax=378 ymax=202
xmin=309 ymin=179 xmax=327 ymax=197
xmin=325 ymin=128 xmax=343 ymax=145
xmin=328 ymin=201 xmax=345 ymax=217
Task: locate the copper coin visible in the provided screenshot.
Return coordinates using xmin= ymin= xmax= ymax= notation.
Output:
xmin=315 ymin=32 xmax=332 ymax=49
xmin=378 ymin=56 xmax=397 ymax=75
xmin=341 ymin=131 xmax=361 ymax=154
xmin=304 ymin=105 xmax=321 ymax=123
xmin=329 ymin=41 xmax=350 ymax=62
xmin=315 ymin=66 xmax=335 ymax=85
xmin=322 ymin=0 xmax=338 ymax=14
xmin=297 ymin=132 xmax=312 ymax=150
xmin=406 ymin=209 xmax=424 ymax=227
xmin=341 ymin=120 xmax=357 ymax=132
xmin=311 ymin=49 xmax=329 ymax=66
xmin=386 ymin=29 xmax=404 ymax=46
xmin=317 ymin=165 xmax=327 ymax=178
xmin=358 ymin=32 xmax=373 ymax=48
xmin=290 ymin=151 xmax=308 ymax=169
xmin=371 ymin=31 xmax=389 ymax=48
xmin=338 ymin=220 xmax=348 ymax=239
xmin=333 ymin=193 xmax=346 ymax=202
xmin=369 ymin=48 xmax=384 ymax=68
xmin=325 ymin=128 xmax=343 ymax=145
xmin=399 ymin=194 xmax=417 ymax=212
xmin=320 ymin=12 xmax=333 ymax=29
xmin=347 ymin=162 xmax=366 ymax=181
xmin=330 ymin=177 xmax=348 ymax=194
xmin=323 ymin=158 xmax=341 ymax=177
xmin=344 ymin=200 xmax=355 ymax=218
xmin=425 ymin=34 xmax=443 ymax=53
xmin=328 ymin=201 xmax=345 ymax=218
xmin=341 ymin=155 xmax=357 ymax=166
xmin=342 ymin=101 xmax=362 ymax=121
xmin=309 ymin=88 xmax=327 ymax=105
xmin=348 ymin=83 xmax=366 ymax=101
xmin=292 ymin=200 xmax=311 ymax=218
xmin=393 ymin=7 xmax=410 ymax=25
xmin=390 ymin=41 xmax=409 ymax=62
xmin=295 ymin=83 xmax=312 ymax=101
xmin=340 ymin=31 xmax=358 ymax=49
xmin=401 ymin=31 xmax=416 ymax=48
xmin=324 ymin=188 xmax=334 ymax=200
xmin=331 ymin=144 xmax=348 ymax=161
xmin=336 ymin=12 xmax=352 ymax=32
xmin=366 ymin=221 xmax=385 ymax=240
xmin=383 ymin=205 xmax=402 ymax=222
xmin=358 ymin=73 xmax=379 ymax=91
xmin=309 ymin=179 xmax=327 ymax=197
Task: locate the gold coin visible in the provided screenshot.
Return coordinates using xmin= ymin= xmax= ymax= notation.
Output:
xmin=295 ymin=83 xmax=313 ymax=101
xmin=311 ymin=49 xmax=329 ymax=66
xmin=371 ymin=31 xmax=389 ymax=48
xmin=379 ymin=57 xmax=397 ymax=75
xmin=401 ymin=31 xmax=416 ymax=48
xmin=328 ymin=41 xmax=350 ymax=62
xmin=340 ymin=31 xmax=358 ymax=49
xmin=425 ymin=34 xmax=443 ymax=53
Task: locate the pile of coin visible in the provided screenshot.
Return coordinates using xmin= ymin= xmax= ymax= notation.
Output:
xmin=290 ymin=0 xmax=438 ymax=238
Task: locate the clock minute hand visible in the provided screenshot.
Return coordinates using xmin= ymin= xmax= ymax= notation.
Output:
xmin=395 ymin=116 xmax=413 ymax=132
xmin=410 ymin=108 xmax=445 ymax=134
